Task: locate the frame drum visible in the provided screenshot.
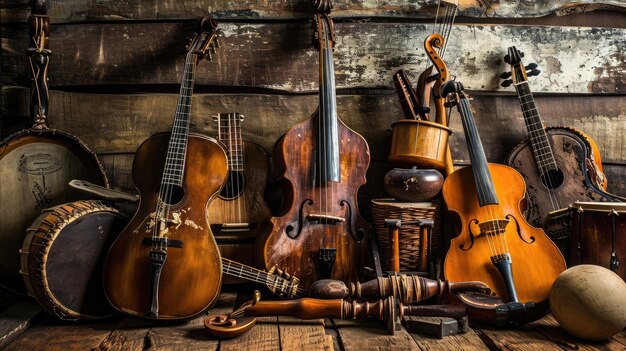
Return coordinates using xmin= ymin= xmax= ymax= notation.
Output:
xmin=569 ymin=201 xmax=625 ymax=280
xmin=21 ymin=200 xmax=127 ymax=320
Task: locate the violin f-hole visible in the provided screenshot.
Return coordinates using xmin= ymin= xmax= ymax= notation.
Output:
xmin=460 ymin=219 xmax=478 ymax=251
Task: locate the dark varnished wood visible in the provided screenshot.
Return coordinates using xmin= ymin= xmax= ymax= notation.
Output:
xmin=258 ymin=116 xmax=371 ymax=288
xmin=103 ymin=133 xmax=227 ymax=319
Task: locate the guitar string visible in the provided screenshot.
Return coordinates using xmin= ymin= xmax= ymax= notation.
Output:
xmin=221 ymin=259 xmax=306 ymax=296
xmin=237 ymin=114 xmax=246 ymax=224
xmin=515 ymin=74 xmax=562 ymax=212
xmin=458 ymin=94 xmax=500 ymax=258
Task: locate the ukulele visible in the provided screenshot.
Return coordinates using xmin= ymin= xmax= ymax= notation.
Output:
xmin=501 ymin=46 xmax=624 ymax=256
xmin=257 ymin=1 xmax=371 ymax=289
xmin=103 ymin=18 xmax=227 ymax=320
xmin=441 ymin=80 xmax=566 ymax=310
xmin=208 ymin=113 xmax=272 ymax=282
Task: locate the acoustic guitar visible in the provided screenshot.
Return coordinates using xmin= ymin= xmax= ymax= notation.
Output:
xmin=257 ymin=1 xmax=371 ymax=289
xmin=501 ymin=46 xmax=624 ymax=255
xmin=208 ymin=113 xmax=272 ymax=283
xmin=441 ymin=80 xmax=566 ymax=311
xmin=103 ymin=18 xmax=227 ymax=320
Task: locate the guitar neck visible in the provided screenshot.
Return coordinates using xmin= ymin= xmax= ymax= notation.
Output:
xmin=514 ymin=80 xmax=558 ymax=171
xmin=162 ymin=54 xmax=196 ymax=186
xmin=217 ymin=113 xmax=245 ymax=172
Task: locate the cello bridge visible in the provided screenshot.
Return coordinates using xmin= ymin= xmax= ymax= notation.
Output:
xmin=306 ymin=214 xmax=345 ymax=225
xmin=478 ymin=219 xmax=510 ymax=237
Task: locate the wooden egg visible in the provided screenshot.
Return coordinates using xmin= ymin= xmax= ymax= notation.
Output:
xmin=549 ymin=265 xmax=626 ymax=341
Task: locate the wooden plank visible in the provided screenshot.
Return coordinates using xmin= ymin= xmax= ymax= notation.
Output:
xmin=2 ymin=0 xmax=625 ymax=24
xmin=2 ymin=23 xmax=624 ymax=94
xmin=278 ymin=317 xmax=333 ymax=351
xmin=525 ymin=314 xmax=626 ymax=351
xmin=3 ymin=87 xmax=626 ymax=166
xmin=3 ymin=314 xmax=117 ymax=351
xmin=219 ymin=316 xmax=281 ymax=351
xmin=473 ymin=324 xmax=564 ymax=351
xmin=334 ymin=318 xmax=419 ymax=351
xmin=0 ymin=301 xmax=40 ymax=350
xmin=407 ymin=327 xmax=489 ymax=350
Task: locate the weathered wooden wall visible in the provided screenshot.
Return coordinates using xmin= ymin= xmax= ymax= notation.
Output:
xmin=1 ymin=1 xmax=625 ymax=217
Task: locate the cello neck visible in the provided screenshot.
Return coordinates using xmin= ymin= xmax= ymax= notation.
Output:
xmin=455 ymin=90 xmax=499 ymax=206
xmin=315 ymin=13 xmax=340 ymax=183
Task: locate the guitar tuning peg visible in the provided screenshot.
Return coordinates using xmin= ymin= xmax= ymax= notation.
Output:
xmin=501 ymin=79 xmax=513 ymax=88
xmin=527 ymin=69 xmax=541 ymax=77
xmin=520 ymin=52 xmax=525 ymax=58
xmin=500 ymin=71 xmax=512 ymax=79
xmin=525 ymin=63 xmax=538 ymax=70
xmin=503 ymin=54 xmax=510 ymax=63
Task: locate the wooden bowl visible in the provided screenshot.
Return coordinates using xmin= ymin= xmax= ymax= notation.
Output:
xmin=384 ymin=168 xmax=443 ymax=202
xmin=388 ymin=120 xmax=451 ymax=170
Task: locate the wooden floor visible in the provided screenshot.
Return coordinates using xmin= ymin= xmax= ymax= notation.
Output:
xmin=1 ymin=291 xmax=625 ymax=351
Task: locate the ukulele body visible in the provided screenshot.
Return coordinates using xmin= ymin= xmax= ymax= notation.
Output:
xmin=103 ymin=133 xmax=227 ymax=320
xmin=258 ymin=114 xmax=371 ymax=288
xmin=208 ymin=141 xmax=272 ymax=282
xmin=443 ymin=163 xmax=566 ymax=303
xmin=506 ymin=127 xmax=623 ymax=253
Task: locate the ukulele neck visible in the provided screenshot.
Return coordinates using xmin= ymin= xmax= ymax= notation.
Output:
xmin=217 ymin=113 xmax=245 ymax=172
xmin=513 ymin=78 xmax=558 ymax=172
xmin=457 ymin=94 xmax=498 ymax=206
xmin=162 ymin=53 xmax=196 ymax=187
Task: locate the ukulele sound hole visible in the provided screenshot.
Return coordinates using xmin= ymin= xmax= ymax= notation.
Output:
xmin=540 ymin=169 xmax=564 ymax=190
xmin=219 ymin=171 xmax=246 ymax=200
xmin=159 ymin=185 xmax=185 ymax=205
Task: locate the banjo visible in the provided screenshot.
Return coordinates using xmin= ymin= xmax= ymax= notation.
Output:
xmin=0 ymin=0 xmax=107 ymax=294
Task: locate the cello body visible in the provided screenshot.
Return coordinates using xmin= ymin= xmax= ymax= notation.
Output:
xmin=259 ymin=114 xmax=370 ymax=288
xmin=443 ymin=164 xmax=566 ymax=303
xmin=103 ymin=133 xmax=227 ymax=319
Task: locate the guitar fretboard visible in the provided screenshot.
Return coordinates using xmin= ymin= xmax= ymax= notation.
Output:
xmin=161 ymin=54 xmax=196 ymax=187
xmin=514 ymin=80 xmax=558 ymax=172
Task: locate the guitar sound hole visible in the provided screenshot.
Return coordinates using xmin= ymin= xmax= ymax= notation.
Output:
xmin=219 ymin=171 xmax=246 ymax=200
xmin=159 ymin=185 xmax=185 ymax=205
xmin=540 ymin=169 xmax=564 ymax=190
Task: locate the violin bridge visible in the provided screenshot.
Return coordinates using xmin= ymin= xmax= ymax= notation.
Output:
xmin=478 ymin=219 xmax=510 ymax=237
xmin=306 ymin=214 xmax=345 ymax=224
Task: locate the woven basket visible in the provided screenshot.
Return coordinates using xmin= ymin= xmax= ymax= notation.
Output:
xmin=371 ymin=199 xmax=441 ymax=272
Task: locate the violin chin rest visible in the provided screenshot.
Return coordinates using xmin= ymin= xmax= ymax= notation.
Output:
xmin=204 ymin=315 xmax=257 ymax=339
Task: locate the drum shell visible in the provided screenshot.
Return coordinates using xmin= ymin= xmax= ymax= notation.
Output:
xmin=21 ymin=200 xmax=126 ymax=320
xmin=569 ymin=203 xmax=625 ymax=280
xmin=0 ymin=129 xmax=108 ymax=294
xmin=388 ymin=120 xmax=451 ymax=171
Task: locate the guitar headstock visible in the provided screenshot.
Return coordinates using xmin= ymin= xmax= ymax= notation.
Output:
xmin=187 ymin=16 xmax=220 ymax=63
xmin=500 ymin=46 xmax=540 ymax=87
xmin=266 ymin=266 xmax=300 ymax=299
xmin=312 ymin=10 xmax=335 ymax=51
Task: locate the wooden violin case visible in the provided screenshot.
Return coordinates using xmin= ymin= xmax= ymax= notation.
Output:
xmin=0 ymin=0 xmax=107 ymax=294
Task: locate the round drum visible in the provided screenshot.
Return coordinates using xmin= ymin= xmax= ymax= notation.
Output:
xmin=388 ymin=120 xmax=451 ymax=170
xmin=569 ymin=201 xmax=625 ymax=280
xmin=21 ymin=200 xmax=127 ymax=320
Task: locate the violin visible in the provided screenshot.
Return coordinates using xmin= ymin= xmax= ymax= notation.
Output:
xmin=257 ymin=0 xmax=370 ymax=289
xmin=103 ymin=18 xmax=227 ymax=320
xmin=441 ymin=80 xmax=566 ymax=314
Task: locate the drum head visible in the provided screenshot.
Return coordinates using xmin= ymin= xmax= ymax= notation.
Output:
xmin=45 ymin=211 xmax=125 ymax=318
xmin=0 ymin=133 xmax=106 ymax=293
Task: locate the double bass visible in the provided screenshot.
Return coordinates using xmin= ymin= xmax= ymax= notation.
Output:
xmin=258 ymin=0 xmax=370 ymax=289
xmin=441 ymin=80 xmax=566 ymax=312
xmin=103 ymin=18 xmax=227 ymax=320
